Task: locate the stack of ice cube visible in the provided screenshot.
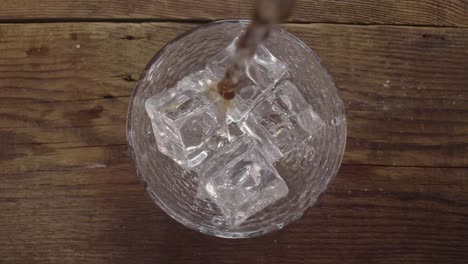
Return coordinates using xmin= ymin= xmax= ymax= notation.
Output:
xmin=145 ymin=39 xmax=324 ymax=226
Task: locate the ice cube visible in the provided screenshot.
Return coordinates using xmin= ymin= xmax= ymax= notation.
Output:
xmin=200 ymin=137 xmax=289 ymax=226
xmin=205 ymin=40 xmax=237 ymax=79
xmin=178 ymin=70 xmax=217 ymax=93
xmin=240 ymin=115 xmax=283 ymax=162
xmin=206 ymin=38 xmax=288 ymax=121
xmin=242 ymin=80 xmax=324 ymax=161
xmin=276 ymin=80 xmax=324 ymax=135
xmin=145 ymin=88 xmax=219 ymax=169
xmin=197 ymin=119 xmax=245 ymax=199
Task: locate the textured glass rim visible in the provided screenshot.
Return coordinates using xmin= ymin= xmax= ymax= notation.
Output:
xmin=127 ymin=20 xmax=347 ymax=238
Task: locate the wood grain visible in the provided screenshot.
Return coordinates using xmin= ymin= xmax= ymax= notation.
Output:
xmin=0 ymin=163 xmax=467 ymax=263
xmin=0 ymin=0 xmax=467 ymax=26
xmin=0 ymin=18 xmax=467 ymax=264
xmin=0 ymin=23 xmax=466 ymax=169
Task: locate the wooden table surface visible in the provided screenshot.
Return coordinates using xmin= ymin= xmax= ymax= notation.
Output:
xmin=0 ymin=1 xmax=467 ymax=263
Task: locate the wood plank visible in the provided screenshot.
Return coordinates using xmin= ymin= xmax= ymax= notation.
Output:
xmin=283 ymin=24 xmax=468 ymax=168
xmin=0 ymin=163 xmax=467 ymax=263
xmin=0 ymin=22 xmax=467 ymax=168
xmin=0 ymin=0 xmax=467 ymax=27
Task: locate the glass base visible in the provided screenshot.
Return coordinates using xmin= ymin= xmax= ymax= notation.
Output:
xmin=127 ymin=20 xmax=346 ymax=238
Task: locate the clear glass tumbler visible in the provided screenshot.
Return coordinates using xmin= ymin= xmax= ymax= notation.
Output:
xmin=127 ymin=20 xmax=346 ymax=238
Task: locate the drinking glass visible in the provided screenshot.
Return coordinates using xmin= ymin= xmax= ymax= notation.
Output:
xmin=127 ymin=20 xmax=346 ymax=238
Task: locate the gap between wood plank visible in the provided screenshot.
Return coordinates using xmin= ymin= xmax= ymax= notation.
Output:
xmin=0 ymin=18 xmax=466 ymax=28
